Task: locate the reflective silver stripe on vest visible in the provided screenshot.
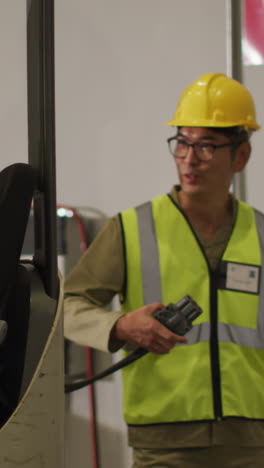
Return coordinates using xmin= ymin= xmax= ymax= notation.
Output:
xmin=136 ymin=202 xmax=162 ymax=304
xmin=136 ymin=202 xmax=264 ymax=348
xmin=218 ymin=323 xmax=264 ymax=349
xmin=184 ymin=322 xmax=210 ymax=344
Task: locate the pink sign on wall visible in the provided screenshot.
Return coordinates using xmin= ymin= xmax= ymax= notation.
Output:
xmin=243 ymin=0 xmax=264 ymax=65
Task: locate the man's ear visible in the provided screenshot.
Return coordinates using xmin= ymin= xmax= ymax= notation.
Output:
xmin=233 ymin=142 xmax=251 ymax=173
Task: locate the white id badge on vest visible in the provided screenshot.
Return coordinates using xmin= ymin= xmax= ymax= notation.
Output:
xmin=226 ymin=262 xmax=260 ymax=294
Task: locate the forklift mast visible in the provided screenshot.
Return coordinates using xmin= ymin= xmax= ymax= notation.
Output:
xmin=0 ymin=1 xmax=64 ymax=467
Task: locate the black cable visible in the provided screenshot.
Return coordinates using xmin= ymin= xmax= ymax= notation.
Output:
xmin=65 ymin=347 xmax=147 ymax=394
xmin=65 ymin=296 xmax=203 ymax=394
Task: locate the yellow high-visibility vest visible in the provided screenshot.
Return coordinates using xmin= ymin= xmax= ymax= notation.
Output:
xmin=119 ymin=194 xmax=264 ymax=425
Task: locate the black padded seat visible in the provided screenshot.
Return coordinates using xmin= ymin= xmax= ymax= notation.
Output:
xmin=0 ymin=163 xmax=35 ymax=424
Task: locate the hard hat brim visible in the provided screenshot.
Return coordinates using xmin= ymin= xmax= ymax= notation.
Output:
xmin=165 ymin=119 xmax=261 ymax=131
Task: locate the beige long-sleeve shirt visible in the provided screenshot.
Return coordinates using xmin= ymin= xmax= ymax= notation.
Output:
xmin=64 ymin=186 xmax=264 ymax=448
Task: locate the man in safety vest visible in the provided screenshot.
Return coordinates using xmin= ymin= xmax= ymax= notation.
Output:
xmin=64 ymin=73 xmax=264 ymax=467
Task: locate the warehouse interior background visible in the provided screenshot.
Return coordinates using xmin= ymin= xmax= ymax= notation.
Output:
xmin=1 ymin=1 xmax=264 ymax=467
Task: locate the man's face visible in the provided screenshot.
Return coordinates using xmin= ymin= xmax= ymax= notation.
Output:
xmin=173 ymin=127 xmax=249 ymax=200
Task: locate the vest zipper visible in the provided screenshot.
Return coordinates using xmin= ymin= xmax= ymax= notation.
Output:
xmin=165 ymin=194 xmax=228 ymax=420
xmin=210 ymin=271 xmax=223 ymax=419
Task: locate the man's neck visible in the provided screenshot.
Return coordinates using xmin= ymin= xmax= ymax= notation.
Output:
xmin=177 ymin=190 xmax=233 ymax=240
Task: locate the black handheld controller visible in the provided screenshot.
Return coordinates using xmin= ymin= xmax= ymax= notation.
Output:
xmin=153 ymin=295 xmax=202 ymax=335
xmin=65 ymin=295 xmax=203 ymax=393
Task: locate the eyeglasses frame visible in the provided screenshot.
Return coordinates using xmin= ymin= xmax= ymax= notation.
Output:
xmin=167 ymin=135 xmax=234 ymax=162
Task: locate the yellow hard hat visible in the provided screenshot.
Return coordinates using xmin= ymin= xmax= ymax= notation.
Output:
xmin=166 ymin=73 xmax=260 ymax=131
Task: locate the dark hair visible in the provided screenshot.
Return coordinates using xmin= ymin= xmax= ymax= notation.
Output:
xmin=209 ymin=126 xmax=251 ymax=144
xmin=177 ymin=126 xmax=252 ymax=146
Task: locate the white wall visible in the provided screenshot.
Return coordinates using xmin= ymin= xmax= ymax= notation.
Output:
xmin=0 ymin=1 xmax=27 ymax=168
xmin=55 ymin=0 xmax=228 ymax=215
xmin=1 ymin=1 xmax=264 ymax=468
xmin=244 ymin=66 xmax=264 ymax=211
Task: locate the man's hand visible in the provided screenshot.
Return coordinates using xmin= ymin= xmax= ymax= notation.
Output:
xmin=111 ymin=303 xmax=187 ymax=354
